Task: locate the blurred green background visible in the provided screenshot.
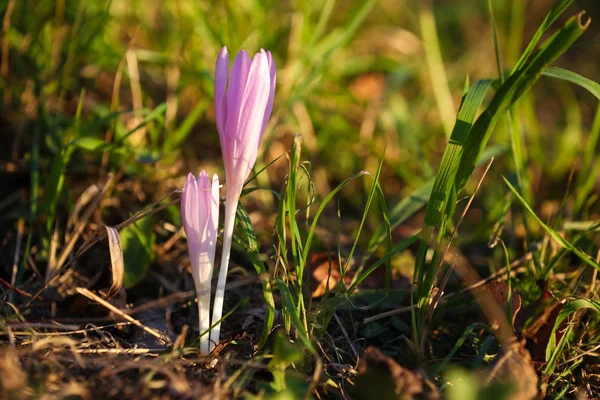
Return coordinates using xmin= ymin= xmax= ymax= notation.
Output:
xmin=1 ymin=0 xmax=599 ymax=269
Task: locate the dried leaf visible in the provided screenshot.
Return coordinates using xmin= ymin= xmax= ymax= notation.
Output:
xmin=310 ymin=252 xmax=410 ymax=297
xmin=353 ymin=346 xmax=440 ymax=400
xmin=104 ymin=225 xmax=124 ymax=299
xmin=310 ymin=252 xmax=349 ymax=298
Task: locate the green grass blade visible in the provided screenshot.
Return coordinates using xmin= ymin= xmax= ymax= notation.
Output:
xmin=45 ymin=89 xmax=86 ymax=234
xmin=308 ymin=0 xmax=336 ymax=48
xmin=116 ymin=103 xmax=167 ymax=145
xmin=301 ymin=170 xmax=368 ymax=268
xmin=166 ymin=100 xmax=207 ymax=154
xmin=542 ymin=67 xmax=600 ymax=100
xmin=434 ymin=322 xmax=494 ymax=376
xmin=511 ymin=0 xmax=573 ymax=73
xmin=414 ymin=79 xmax=492 ymax=303
xmin=457 ymin=13 xmax=590 ymax=191
xmin=367 ymin=144 xmax=506 ymax=259
xmin=503 ymin=176 xmax=599 ymax=270
xmin=275 ymin=278 xmax=315 ymax=354
xmin=488 ymin=0 xmax=504 ymax=83
xmin=423 ymin=79 xmax=493 ymax=229
xmin=344 ymin=151 xmax=390 ymax=290
xmin=347 ymin=234 xmax=418 ymax=294
xmin=544 ymin=298 xmax=600 ymax=375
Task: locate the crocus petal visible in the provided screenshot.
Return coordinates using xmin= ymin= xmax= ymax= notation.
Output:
xmin=233 ymin=51 xmax=271 ymax=184
xmin=209 ymin=173 xmax=220 ymax=245
xmin=182 ymin=173 xmax=200 ymax=246
xmin=260 ymin=50 xmax=276 ymax=139
xmin=196 ymin=170 xmax=211 ymax=232
xmin=215 ymin=47 xmax=229 ymax=148
xmin=224 ymin=51 xmax=252 ymax=172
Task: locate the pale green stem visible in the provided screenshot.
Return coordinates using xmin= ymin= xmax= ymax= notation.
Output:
xmin=209 ymin=194 xmax=239 ymax=351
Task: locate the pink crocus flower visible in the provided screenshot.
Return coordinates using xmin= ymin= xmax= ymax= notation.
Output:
xmin=181 ymin=171 xmax=220 ymax=355
xmin=211 ymin=47 xmax=276 ymax=348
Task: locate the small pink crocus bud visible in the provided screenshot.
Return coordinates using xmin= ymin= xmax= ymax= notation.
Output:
xmin=211 ymin=47 xmax=276 ymax=349
xmin=181 ymin=171 xmax=220 ymax=355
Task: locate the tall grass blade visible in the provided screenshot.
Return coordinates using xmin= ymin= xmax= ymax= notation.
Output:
xmin=511 ymin=0 xmax=573 ymax=73
xmin=457 ymin=13 xmax=589 ymax=191
xmin=275 ymin=278 xmax=315 ymax=353
xmin=544 ymin=298 xmax=600 ymax=375
xmin=503 ymin=176 xmax=599 ymax=270
xmin=542 ymin=67 xmax=600 ymax=100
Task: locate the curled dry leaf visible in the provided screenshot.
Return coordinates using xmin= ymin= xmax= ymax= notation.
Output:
xmin=44 ymin=225 xmax=125 ymax=304
xmin=352 ymin=346 xmax=440 ymax=400
xmin=104 ymin=225 xmax=124 ymax=299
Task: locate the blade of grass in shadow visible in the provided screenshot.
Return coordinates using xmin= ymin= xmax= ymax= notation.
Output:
xmin=165 ymin=100 xmax=208 ymax=154
xmin=577 ymin=102 xmax=600 ymax=210
xmin=20 ymin=112 xmax=42 ymax=287
xmin=71 ymin=104 xmax=167 ymax=153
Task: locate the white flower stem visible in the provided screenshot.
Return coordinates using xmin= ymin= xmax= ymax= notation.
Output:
xmin=197 ymin=283 xmax=211 ymax=355
xmin=209 ymin=195 xmax=238 ymax=351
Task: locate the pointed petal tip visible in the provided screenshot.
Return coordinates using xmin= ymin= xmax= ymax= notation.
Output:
xmin=182 ymin=173 xmax=197 ymax=225
xmin=185 ymin=173 xmax=196 ymax=188
xmin=197 ymin=170 xmax=211 ymax=188
xmin=234 ymin=49 xmax=251 ymax=65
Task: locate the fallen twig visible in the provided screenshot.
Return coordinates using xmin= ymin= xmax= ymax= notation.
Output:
xmin=75 ymin=287 xmax=172 ymax=346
